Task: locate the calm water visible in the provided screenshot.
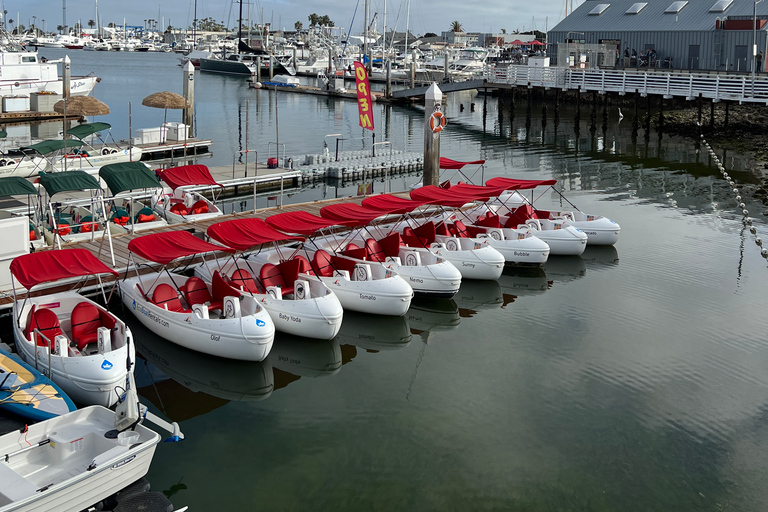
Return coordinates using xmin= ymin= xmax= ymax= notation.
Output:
xmin=21 ymin=49 xmax=768 ymax=510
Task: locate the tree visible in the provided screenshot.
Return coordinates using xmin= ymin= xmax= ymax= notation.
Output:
xmin=308 ymin=13 xmax=334 ymax=27
xmin=423 ymin=32 xmax=437 ymax=38
xmin=294 ymin=21 xmax=302 ymax=31
xmin=56 ymin=24 xmax=63 ymax=34
xmin=88 ymin=19 xmax=95 ymax=29
xmin=501 ymin=28 xmax=506 ymax=34
xmin=450 ymin=20 xmax=463 ymax=32
xmin=196 ymin=17 xmax=225 ymax=32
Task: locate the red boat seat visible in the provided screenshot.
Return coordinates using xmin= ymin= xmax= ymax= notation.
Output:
xmin=170 ymin=203 xmax=188 ymax=216
xmin=190 ymin=200 xmax=209 ymax=215
xmin=152 ymin=283 xmax=191 ymax=313
xmin=212 ymin=270 xmax=241 ymax=302
xmin=465 ymin=225 xmax=486 ymax=238
xmin=452 ymin=220 xmax=470 ymax=238
xmin=313 ymin=250 xmax=335 ymax=277
xmin=505 ymin=204 xmax=535 ymax=228
xmin=379 ymin=233 xmax=403 ymax=258
xmin=229 ymin=268 xmax=262 ymax=294
xmin=331 ymin=255 xmax=358 ymax=274
xmin=28 ymin=307 xmax=64 ymax=347
xmin=413 ymin=222 xmax=437 ymax=244
xmin=343 ymin=243 xmax=367 ymax=260
xmin=71 ymin=302 xmax=117 ymax=350
xmin=182 ymin=277 xmax=222 ymax=312
xmin=365 ymin=238 xmax=387 ymax=262
xmin=435 ymin=222 xmax=451 ymax=236
xmin=260 ymin=260 xmax=300 ymax=296
xmin=402 ymin=234 xmax=428 ymax=248
xmin=534 ymin=209 xmax=553 ymax=220
xmin=294 ymin=254 xmax=314 ymax=275
xmin=477 ymin=213 xmax=502 ymax=228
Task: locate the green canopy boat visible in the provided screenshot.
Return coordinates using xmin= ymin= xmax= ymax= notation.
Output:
xmin=99 ymin=162 xmax=161 ymax=195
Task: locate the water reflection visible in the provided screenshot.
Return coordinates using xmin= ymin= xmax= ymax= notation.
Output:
xmin=542 ymin=256 xmax=587 ymax=284
xmin=335 ymin=312 xmax=412 ymax=352
xmin=498 ymin=267 xmax=550 ymax=306
xmin=269 ymin=335 xmax=342 ymax=380
xmin=454 ymin=280 xmax=504 ymax=317
xmin=582 ymin=246 xmax=620 ymax=268
xmin=407 ymin=299 xmax=461 ymax=342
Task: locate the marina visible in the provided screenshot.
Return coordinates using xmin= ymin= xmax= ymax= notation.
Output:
xmin=0 ymin=9 xmax=768 ymax=511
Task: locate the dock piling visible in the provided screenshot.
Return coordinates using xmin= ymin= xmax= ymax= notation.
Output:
xmin=423 ymin=84 xmax=443 ymax=186
xmin=183 ymin=61 xmax=195 ymax=138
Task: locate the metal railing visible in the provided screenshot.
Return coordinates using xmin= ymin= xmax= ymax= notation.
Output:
xmin=232 ymin=149 xmax=257 ymax=178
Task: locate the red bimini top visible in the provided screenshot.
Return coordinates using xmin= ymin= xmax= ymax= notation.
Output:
xmin=157 ymin=165 xmax=222 ymax=191
xmin=439 ymin=157 xmax=485 ymax=170
xmin=207 ymin=217 xmax=305 ymax=252
xmin=361 ymin=194 xmax=427 ymax=215
xmin=450 ymin=183 xmax=514 ymax=198
xmin=410 ymin=185 xmax=496 ymax=208
xmin=265 ymin=210 xmax=356 ymax=236
xmin=128 ymin=230 xmax=234 ymax=265
xmin=486 ymin=177 xmax=557 ymax=190
xmin=319 ymin=202 xmax=386 ymax=227
xmin=10 ymin=248 xmax=117 ymax=290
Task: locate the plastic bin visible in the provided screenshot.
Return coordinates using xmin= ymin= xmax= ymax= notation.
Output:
xmin=267 ymin=157 xmax=278 ymax=169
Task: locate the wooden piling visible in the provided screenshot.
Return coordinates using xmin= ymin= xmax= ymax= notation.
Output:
xmin=183 ymin=61 xmax=195 ymax=138
xmin=423 ymin=84 xmax=442 ymax=187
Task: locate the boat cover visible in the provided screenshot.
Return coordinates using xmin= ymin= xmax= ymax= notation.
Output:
xmin=158 ymin=165 xmax=222 ymax=190
xmin=66 ymin=122 xmax=112 ymax=140
xmin=320 ymin=202 xmax=385 ymax=226
xmin=444 ymin=183 xmax=511 ymax=198
xmin=39 ymin=171 xmax=102 ymax=197
xmin=128 ymin=230 xmax=234 ymax=265
xmin=100 ymin=162 xmax=161 ymax=195
xmin=439 ymin=157 xmax=485 ymax=169
xmin=0 ymin=177 xmax=38 ymax=197
xmin=486 ymin=177 xmax=557 ymax=190
xmin=361 ymin=194 xmax=427 ymax=214
xmin=265 ymin=211 xmax=355 ymax=236
xmin=410 ymin=185 xmax=493 ymax=207
xmin=208 ymin=218 xmax=304 ymax=252
xmin=21 ymin=139 xmax=83 ymax=154
xmin=10 ymin=248 xmax=117 ymax=289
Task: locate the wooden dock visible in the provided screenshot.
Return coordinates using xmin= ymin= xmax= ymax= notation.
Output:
xmin=134 ymin=138 xmax=213 ymax=160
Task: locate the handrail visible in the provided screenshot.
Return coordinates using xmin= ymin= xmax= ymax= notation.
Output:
xmin=232 ymin=149 xmax=257 ymax=178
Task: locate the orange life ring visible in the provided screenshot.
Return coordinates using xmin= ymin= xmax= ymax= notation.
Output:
xmin=429 ymin=111 xmax=446 ymax=133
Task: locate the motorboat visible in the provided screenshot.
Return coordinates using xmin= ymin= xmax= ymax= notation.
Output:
xmin=120 ymin=231 xmax=276 ymax=362
xmin=0 ymin=343 xmax=76 ymax=422
xmin=151 ymin=164 xmax=224 ymax=224
xmin=319 ymin=202 xmax=463 ymax=299
xmin=361 ymin=193 xmax=505 ymax=280
xmin=99 ymin=162 xmax=169 ymax=235
xmin=410 ymin=184 xmax=551 ymax=266
xmin=486 ymin=177 xmax=621 ymax=246
xmin=200 ymin=217 xmax=344 ymax=340
xmin=0 ymin=146 xmax=47 ymax=179
xmin=51 ymin=123 xmax=142 ymax=172
xmin=264 ymin=210 xmax=414 ymax=316
xmin=10 ymin=249 xmax=135 ymax=407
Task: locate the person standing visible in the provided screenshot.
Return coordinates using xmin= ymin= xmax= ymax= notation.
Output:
xmin=757 ymin=51 xmax=764 ymax=74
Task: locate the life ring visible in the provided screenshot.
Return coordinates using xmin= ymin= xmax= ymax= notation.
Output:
xmin=429 ymin=111 xmax=446 ymax=133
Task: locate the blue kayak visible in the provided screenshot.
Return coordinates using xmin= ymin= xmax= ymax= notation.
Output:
xmin=0 ymin=346 xmax=76 ymax=422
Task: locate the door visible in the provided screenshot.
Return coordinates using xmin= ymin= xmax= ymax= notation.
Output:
xmin=734 ymin=45 xmax=748 ymax=72
xmin=688 ymin=45 xmax=700 ymax=70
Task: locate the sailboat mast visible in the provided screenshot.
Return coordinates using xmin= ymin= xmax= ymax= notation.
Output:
xmin=364 ymin=0 xmax=369 ymax=67
xmin=192 ymin=0 xmax=197 ymax=50
xmin=62 ymin=0 xmax=67 ymax=34
xmin=405 ymin=0 xmax=410 ymax=57
xmin=238 ymin=0 xmax=243 ymax=44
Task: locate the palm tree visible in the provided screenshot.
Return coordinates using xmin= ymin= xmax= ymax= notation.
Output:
xmin=450 ymin=20 xmax=462 ymax=33
xmin=88 ymin=19 xmax=95 ymax=29
xmin=56 ymin=24 xmax=63 ymax=34
xmin=294 ymin=21 xmax=302 ymax=31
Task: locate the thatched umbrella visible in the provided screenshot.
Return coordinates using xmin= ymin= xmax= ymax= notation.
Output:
xmin=54 ymin=96 xmax=110 ymax=117
xmin=142 ymin=92 xmax=190 ymax=143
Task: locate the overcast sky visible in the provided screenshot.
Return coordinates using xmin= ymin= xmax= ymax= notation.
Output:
xmin=6 ymin=0 xmax=578 ymax=36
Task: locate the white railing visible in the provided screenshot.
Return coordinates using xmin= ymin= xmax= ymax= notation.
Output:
xmin=484 ymin=65 xmax=768 ymax=103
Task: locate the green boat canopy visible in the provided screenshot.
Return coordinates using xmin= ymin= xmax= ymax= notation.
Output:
xmin=66 ymin=122 xmax=112 ymax=140
xmin=99 ymin=162 xmax=161 ymax=195
xmin=0 ymin=177 xmax=38 ymax=197
xmin=38 ymin=171 xmax=102 ymax=197
xmin=22 ymin=139 xmax=83 ymax=155
xmin=0 ymin=129 xmax=7 ymax=139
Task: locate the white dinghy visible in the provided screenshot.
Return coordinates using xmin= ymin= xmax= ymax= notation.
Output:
xmin=0 ymin=370 xmax=183 ymax=512
xmin=362 ymin=193 xmax=505 ymax=280
xmin=486 ymin=177 xmax=621 ymax=246
xmin=119 ymin=231 xmax=275 ymax=361
xmin=200 ymin=217 xmax=344 ymax=340
xmin=10 ymin=249 xmax=133 ymax=407
xmin=264 ymin=210 xmax=414 ymax=316
xmin=410 ymin=185 xmax=551 ymax=266
xmin=152 ymin=164 xmax=224 ymax=224
xmin=319 ymin=202 xmax=463 ymax=299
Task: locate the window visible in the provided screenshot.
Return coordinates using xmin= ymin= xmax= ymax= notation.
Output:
xmin=626 ymin=2 xmax=647 ymax=14
xmin=589 ymin=3 xmax=610 ymax=15
xmin=709 ymin=0 xmax=733 ymax=13
xmin=665 ymin=0 xmax=688 ymax=13
xmin=22 ymin=56 xmax=36 ymax=63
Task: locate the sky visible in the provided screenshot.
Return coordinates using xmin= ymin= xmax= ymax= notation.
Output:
xmin=6 ymin=0 xmax=577 ymax=37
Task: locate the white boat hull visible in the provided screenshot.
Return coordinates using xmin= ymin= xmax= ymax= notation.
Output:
xmin=416 ymin=241 xmax=504 ymax=280
xmin=522 ymin=219 xmax=588 ymax=256
xmin=119 ymin=274 xmax=275 ymax=361
xmin=0 ymin=157 xmax=47 ymax=178
xmin=151 ymin=189 xmax=224 ymax=225
xmin=12 ymin=291 xmax=133 ymax=407
xmin=50 ymin=147 xmax=143 ymax=172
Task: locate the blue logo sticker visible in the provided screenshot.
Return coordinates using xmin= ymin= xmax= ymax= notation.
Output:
xmin=101 ymin=360 xmax=113 ymax=370
xmin=256 ymin=319 xmax=265 ymax=327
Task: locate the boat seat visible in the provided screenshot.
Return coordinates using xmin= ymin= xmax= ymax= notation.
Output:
xmin=260 ymin=262 xmax=297 ymax=296
xmin=71 ymin=302 xmax=117 ymax=350
xmin=294 ymin=254 xmax=314 ymax=275
xmin=170 ymin=203 xmax=188 ymax=216
xmin=505 ymin=204 xmax=535 ymax=228
xmin=476 ymin=213 xmax=502 ymax=228
xmin=313 ymin=250 xmax=335 ymax=277
xmin=152 ymin=284 xmax=191 ymax=313
xmin=190 ymin=200 xmax=209 ymax=215
xmin=212 ymin=270 xmax=241 ymax=302
xmin=229 ymin=268 xmax=262 ymax=294
xmin=414 ymin=222 xmax=437 ymax=244
xmin=28 ymin=307 xmax=64 ymax=347
xmin=0 ymin=463 xmax=37 ymax=502
xmin=182 ymin=277 xmax=222 ymax=312
xmin=78 ymin=215 xmax=98 ymax=233
xmin=365 ymin=238 xmax=387 ymax=262
xmin=379 ymin=233 xmax=404 ymax=258
xmin=343 ymin=243 xmax=367 ymax=260
xmin=111 ymin=209 xmax=130 ymax=226
xmin=134 ymin=207 xmax=156 ymax=223
xmin=534 ymin=209 xmax=553 ymax=220
xmin=402 ymin=234 xmax=429 ymax=248
xmin=452 ymin=220 xmax=470 ymax=238
xmin=435 ymin=222 xmax=451 ymax=236
xmin=465 ymin=225 xmax=486 ymax=238
xmin=403 ymin=226 xmax=417 ymax=238
xmin=331 ymin=255 xmax=358 ymax=274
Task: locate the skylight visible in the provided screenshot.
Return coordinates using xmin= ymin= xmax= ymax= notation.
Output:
xmin=589 ymin=3 xmax=610 ymax=15
xmin=709 ymin=0 xmax=733 ymax=13
xmin=665 ymin=0 xmax=688 ymax=13
xmin=626 ymin=2 xmax=648 ymax=14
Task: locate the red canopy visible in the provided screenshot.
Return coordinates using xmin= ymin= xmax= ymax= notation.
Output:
xmin=10 ymin=248 xmax=117 ymax=290
xmin=207 ymin=218 xmax=304 ymax=252
xmin=486 ymin=177 xmax=557 ymax=190
xmin=265 ymin=210 xmax=356 ymax=236
xmin=451 ymin=183 xmax=514 ymax=197
xmin=439 ymin=157 xmax=485 ymax=170
xmin=157 ymin=165 xmax=222 ymax=191
xmin=320 ymin=202 xmax=385 ymax=227
xmin=361 ymin=194 xmax=427 ymax=214
xmin=509 ymin=39 xmax=525 ymax=45
xmin=530 ymin=40 xmax=545 ymax=46
xmin=410 ymin=185 xmax=494 ymax=207
xmin=128 ymin=231 xmax=234 ymax=265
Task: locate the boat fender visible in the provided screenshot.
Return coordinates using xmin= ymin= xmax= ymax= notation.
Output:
xmin=101 ymin=147 xmax=111 ymax=155
xmin=97 ymin=327 xmax=112 ymax=354
xmin=223 ymin=296 xmax=240 ymax=319
xmin=294 ymin=280 xmax=310 ymax=300
xmin=385 ymin=256 xmax=402 ymax=266
xmin=334 ymin=269 xmax=350 ymax=280
xmin=353 ymin=264 xmax=372 ymax=282
xmin=266 ymin=286 xmax=282 ymax=300
xmin=445 ymin=237 xmax=460 ymax=251
xmin=192 ymin=304 xmax=209 ymax=320
xmin=54 ymin=335 xmax=69 ymax=357
xmin=402 ymin=250 xmax=421 ymax=267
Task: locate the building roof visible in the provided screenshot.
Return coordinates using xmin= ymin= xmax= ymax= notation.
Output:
xmin=551 ymin=0 xmax=768 ymax=33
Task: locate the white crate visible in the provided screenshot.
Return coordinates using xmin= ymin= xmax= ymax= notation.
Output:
xmin=2 ymin=95 xmax=30 ymax=113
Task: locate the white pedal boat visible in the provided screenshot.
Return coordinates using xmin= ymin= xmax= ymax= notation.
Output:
xmin=320 ymin=202 xmax=462 ymax=299
xmin=264 ymin=210 xmax=414 ymax=316
xmin=486 ymin=177 xmax=621 ymax=246
xmin=495 ymin=204 xmax=588 ymax=256
xmin=152 ymin=164 xmax=224 ymax=224
xmin=205 ymin=217 xmax=344 ymax=340
xmin=10 ymin=249 xmax=134 ymax=407
xmin=121 ymin=231 xmax=275 ymax=361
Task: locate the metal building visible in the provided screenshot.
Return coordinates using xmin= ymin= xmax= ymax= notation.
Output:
xmin=548 ymin=0 xmax=768 ymax=72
